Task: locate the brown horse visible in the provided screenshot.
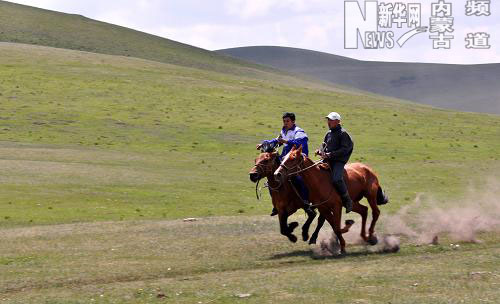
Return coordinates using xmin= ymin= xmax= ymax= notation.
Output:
xmin=249 ymin=151 xmax=320 ymax=243
xmin=274 ymin=145 xmax=389 ymax=253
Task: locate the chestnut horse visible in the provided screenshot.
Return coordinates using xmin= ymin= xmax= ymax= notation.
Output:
xmin=274 ymin=145 xmax=389 ymax=253
xmin=249 ymin=151 xmax=320 ymax=243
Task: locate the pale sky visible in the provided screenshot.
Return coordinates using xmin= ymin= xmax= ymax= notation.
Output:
xmin=7 ymin=0 xmax=500 ymax=64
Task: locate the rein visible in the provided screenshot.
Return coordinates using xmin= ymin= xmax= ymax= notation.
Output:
xmin=288 ymin=180 xmax=335 ymax=208
xmin=255 ymin=178 xmax=282 ymax=200
xmin=292 ymin=159 xmax=325 ymax=176
xmin=255 ymin=178 xmax=262 ymax=200
xmin=279 ymin=155 xmax=324 ymax=177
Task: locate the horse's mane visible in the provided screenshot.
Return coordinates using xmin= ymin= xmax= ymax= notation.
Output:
xmin=297 ymin=154 xmax=332 ymax=185
xmin=302 ymin=154 xmax=314 ymax=165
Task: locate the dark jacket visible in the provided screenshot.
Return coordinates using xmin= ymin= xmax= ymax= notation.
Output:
xmin=323 ymin=125 xmax=354 ymax=164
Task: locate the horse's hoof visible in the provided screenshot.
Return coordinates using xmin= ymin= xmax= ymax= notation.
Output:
xmin=302 ymin=231 xmax=309 ymax=242
xmin=288 ymin=222 xmax=299 ymax=232
xmin=288 ymin=234 xmax=298 ymax=243
xmin=345 ymin=219 xmax=355 ymax=226
xmin=308 ymin=238 xmax=317 ymax=245
xmin=367 ymin=235 xmax=378 ymax=246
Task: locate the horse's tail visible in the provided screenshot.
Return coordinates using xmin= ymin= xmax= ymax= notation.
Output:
xmin=376 ymin=186 xmax=389 ymax=205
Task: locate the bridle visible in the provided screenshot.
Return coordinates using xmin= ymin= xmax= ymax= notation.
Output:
xmin=254 ymin=159 xmax=276 ymax=177
xmin=278 ymin=156 xmax=304 ymax=175
xmin=253 ymin=155 xmax=282 ymax=199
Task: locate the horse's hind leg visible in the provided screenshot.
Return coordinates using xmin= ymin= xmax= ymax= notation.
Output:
xmin=301 ymin=208 xmax=317 ymax=242
xmin=352 ymin=201 xmax=368 ymax=242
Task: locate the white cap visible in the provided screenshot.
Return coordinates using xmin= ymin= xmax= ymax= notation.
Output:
xmin=325 ymin=112 xmax=341 ymax=121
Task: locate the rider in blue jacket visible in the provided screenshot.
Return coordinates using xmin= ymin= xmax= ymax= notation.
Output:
xmin=257 ymin=112 xmax=312 ymax=216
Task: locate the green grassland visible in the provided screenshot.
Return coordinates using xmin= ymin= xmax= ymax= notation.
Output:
xmin=0 ymin=216 xmax=499 ymax=303
xmin=0 ymin=42 xmax=499 ymax=227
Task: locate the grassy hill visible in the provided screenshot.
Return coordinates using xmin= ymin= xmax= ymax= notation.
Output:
xmin=0 ymin=0 xmax=306 ymax=81
xmin=218 ymin=46 xmax=500 ymax=114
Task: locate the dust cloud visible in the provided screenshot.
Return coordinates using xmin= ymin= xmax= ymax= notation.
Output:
xmin=312 ymin=178 xmax=500 ymax=256
xmin=383 ymin=178 xmax=500 ymax=244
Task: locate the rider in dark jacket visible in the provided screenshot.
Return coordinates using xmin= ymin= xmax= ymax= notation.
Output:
xmin=315 ymin=112 xmax=354 ymax=213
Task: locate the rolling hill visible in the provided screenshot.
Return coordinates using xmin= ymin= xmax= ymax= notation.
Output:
xmin=0 ymin=0 xmax=311 ymax=83
xmin=218 ymin=46 xmax=500 ymax=114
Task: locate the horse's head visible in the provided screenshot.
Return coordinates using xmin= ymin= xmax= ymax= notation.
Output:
xmin=274 ymin=145 xmax=304 ymax=184
xmin=249 ymin=152 xmax=279 ymax=183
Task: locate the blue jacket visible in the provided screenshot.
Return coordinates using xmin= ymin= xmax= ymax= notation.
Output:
xmin=262 ymin=125 xmax=309 ymax=160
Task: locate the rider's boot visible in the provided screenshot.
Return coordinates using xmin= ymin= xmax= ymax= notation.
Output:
xmin=270 ymin=207 xmax=278 ymax=216
xmin=333 ymin=180 xmax=353 ymax=213
xmin=340 ymin=193 xmax=353 ymax=214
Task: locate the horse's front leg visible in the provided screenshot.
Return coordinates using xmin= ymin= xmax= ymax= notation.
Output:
xmin=279 ymin=211 xmax=298 ymax=243
xmin=309 ymin=214 xmax=326 ymax=245
xmin=322 ymin=206 xmax=347 ymax=254
xmin=301 ymin=208 xmax=317 ymax=242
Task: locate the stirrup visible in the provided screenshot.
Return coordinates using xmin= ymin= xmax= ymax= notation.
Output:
xmin=344 ymin=202 xmax=353 ymax=213
xmin=303 ymin=200 xmax=315 ymax=214
xmin=270 ymin=207 xmax=278 ymax=216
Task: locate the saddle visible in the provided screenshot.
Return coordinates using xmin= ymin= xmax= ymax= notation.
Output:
xmin=318 ymin=162 xmax=330 ymax=171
